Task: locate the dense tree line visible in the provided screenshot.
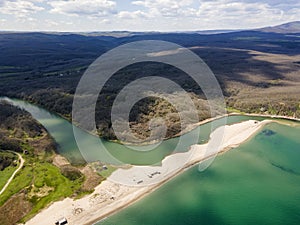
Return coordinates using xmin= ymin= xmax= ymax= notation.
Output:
xmin=0 ymin=101 xmax=55 ymax=169
xmin=0 ymin=31 xmax=299 ymax=142
xmin=0 ymin=151 xmax=17 ymax=171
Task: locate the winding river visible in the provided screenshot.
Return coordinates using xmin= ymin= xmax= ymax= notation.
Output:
xmin=2 ymin=97 xmax=300 ymax=225
xmin=2 ymin=97 xmax=265 ymax=166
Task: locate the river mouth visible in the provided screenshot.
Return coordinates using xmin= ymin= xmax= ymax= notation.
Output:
xmin=97 ymin=121 xmax=300 ymax=225
xmin=2 ymin=97 xmax=299 ymax=166
xmin=2 ymin=97 xmax=300 ymax=225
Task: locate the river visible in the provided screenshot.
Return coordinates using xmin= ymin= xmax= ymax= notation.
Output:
xmin=2 ymin=97 xmax=265 ymax=166
xmin=2 ymin=97 xmax=300 ymax=225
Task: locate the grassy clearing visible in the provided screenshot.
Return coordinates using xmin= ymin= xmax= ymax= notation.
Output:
xmin=0 ymin=155 xmax=85 ymax=222
xmin=97 ymin=165 xmax=116 ymax=179
xmin=22 ymin=161 xmax=83 ymax=221
xmin=0 ymin=101 xmax=88 ymax=223
xmin=226 ymin=107 xmax=244 ymax=114
xmin=0 ymin=166 xmax=18 ymax=190
xmin=0 ymin=164 xmax=32 ymax=206
xmin=89 ymin=161 xmax=117 ymax=179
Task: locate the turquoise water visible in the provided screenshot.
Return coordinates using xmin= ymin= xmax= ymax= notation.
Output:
xmin=3 ymin=97 xmax=300 ymax=224
xmin=2 ymin=97 xmax=263 ymax=166
xmin=99 ymin=122 xmax=300 ymax=225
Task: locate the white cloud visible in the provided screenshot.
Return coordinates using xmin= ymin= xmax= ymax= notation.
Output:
xmin=46 ymin=19 xmax=59 ymax=26
xmin=122 ymin=0 xmax=300 ymax=29
xmin=117 ymin=10 xmax=148 ymax=19
xmin=0 ymin=0 xmax=44 ymax=18
xmin=43 ymin=19 xmax=74 ymax=28
xmin=0 ymin=0 xmax=299 ymax=31
xmin=49 ymin=0 xmax=116 ymax=18
xmin=194 ymin=0 xmax=297 ymax=28
xmin=132 ymin=0 xmax=194 ymax=8
xmin=131 ymin=0 xmax=195 ymax=18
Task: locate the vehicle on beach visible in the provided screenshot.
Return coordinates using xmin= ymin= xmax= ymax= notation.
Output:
xmin=55 ymin=217 xmax=68 ymax=225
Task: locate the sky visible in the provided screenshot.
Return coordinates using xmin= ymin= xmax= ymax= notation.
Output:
xmin=0 ymin=0 xmax=299 ymax=32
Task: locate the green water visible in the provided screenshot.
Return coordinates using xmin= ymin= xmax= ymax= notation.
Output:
xmin=2 ymin=97 xmax=263 ymax=166
xmin=4 ymin=97 xmax=300 ymax=224
xmin=98 ymin=122 xmax=300 ymax=225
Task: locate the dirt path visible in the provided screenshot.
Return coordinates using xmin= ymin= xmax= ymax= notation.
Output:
xmin=0 ymin=151 xmax=25 ymax=196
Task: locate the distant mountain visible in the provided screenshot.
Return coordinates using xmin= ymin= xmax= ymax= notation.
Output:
xmin=193 ymin=29 xmax=242 ymax=35
xmin=56 ymin=30 xmax=240 ymax=37
xmin=1 ymin=24 xmax=300 ymax=141
xmin=258 ymin=21 xmax=300 ymax=34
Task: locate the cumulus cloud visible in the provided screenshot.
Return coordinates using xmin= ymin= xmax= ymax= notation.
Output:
xmin=1 ymin=0 xmax=299 ymax=31
xmin=125 ymin=0 xmax=299 ymax=27
xmin=117 ymin=10 xmax=148 ymax=19
xmin=228 ymin=0 xmax=300 ymax=8
xmin=132 ymin=0 xmax=194 ymax=8
xmin=132 ymin=0 xmax=195 ymax=17
xmin=49 ymin=0 xmax=116 ymax=18
xmin=113 ymin=0 xmax=300 ymax=30
xmin=195 ymin=0 xmax=298 ymax=28
xmin=0 ymin=0 xmax=44 ymax=18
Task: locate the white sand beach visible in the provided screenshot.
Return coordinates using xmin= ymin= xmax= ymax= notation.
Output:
xmin=24 ymin=120 xmax=271 ymax=225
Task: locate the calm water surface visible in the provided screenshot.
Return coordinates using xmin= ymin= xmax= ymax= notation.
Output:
xmin=3 ymin=97 xmax=263 ymax=165
xmin=99 ymin=122 xmax=300 ymax=225
xmin=3 ymin=97 xmax=300 ymax=224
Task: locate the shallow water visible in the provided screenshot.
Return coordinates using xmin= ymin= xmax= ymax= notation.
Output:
xmin=98 ymin=123 xmax=300 ymax=225
xmin=3 ymin=97 xmax=300 ymax=224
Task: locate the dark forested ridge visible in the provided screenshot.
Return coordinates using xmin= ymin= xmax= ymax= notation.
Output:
xmin=0 ymin=101 xmax=55 ymax=160
xmin=0 ymin=101 xmax=104 ymax=225
xmin=1 ymin=23 xmax=300 ymax=141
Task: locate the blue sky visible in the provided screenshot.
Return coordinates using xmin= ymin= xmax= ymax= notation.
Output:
xmin=0 ymin=0 xmax=299 ymax=31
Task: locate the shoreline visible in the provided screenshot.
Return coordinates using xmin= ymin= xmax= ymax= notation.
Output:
xmin=89 ymin=120 xmax=271 ymax=225
xmin=3 ymin=96 xmax=299 ymax=145
xmin=109 ymin=113 xmax=300 ymax=146
xmin=24 ymin=119 xmax=271 ymax=225
xmin=229 ymin=112 xmax=300 ymax=122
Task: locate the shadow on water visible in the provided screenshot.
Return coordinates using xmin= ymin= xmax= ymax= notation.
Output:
xmin=270 ymin=162 xmax=300 ymax=176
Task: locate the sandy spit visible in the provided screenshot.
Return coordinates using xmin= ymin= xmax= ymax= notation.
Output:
xmin=24 ymin=120 xmax=271 ymax=225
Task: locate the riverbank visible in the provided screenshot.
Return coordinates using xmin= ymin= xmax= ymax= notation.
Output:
xmin=230 ymin=112 xmax=300 ymax=124
xmin=3 ymin=96 xmax=299 ymax=147
xmin=111 ymin=113 xmax=299 ymax=146
xmin=24 ymin=119 xmax=271 ymax=225
xmin=179 ymin=112 xmax=300 ymax=138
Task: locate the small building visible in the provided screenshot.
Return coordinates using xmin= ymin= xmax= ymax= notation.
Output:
xmin=55 ymin=217 xmax=68 ymax=225
xmin=102 ymin=165 xmax=108 ymax=170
